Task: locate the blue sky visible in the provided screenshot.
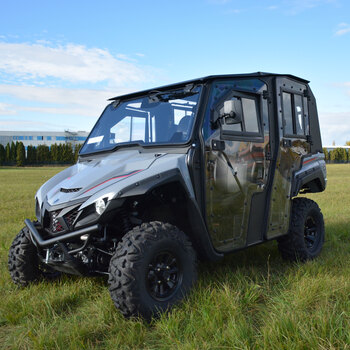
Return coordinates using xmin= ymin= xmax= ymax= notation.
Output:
xmin=0 ymin=0 xmax=349 ymax=145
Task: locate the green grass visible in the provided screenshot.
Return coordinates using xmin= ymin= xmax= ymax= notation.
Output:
xmin=0 ymin=165 xmax=349 ymax=350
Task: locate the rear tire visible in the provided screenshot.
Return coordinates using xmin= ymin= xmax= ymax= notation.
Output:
xmin=108 ymin=221 xmax=197 ymax=320
xmin=278 ymin=198 xmax=325 ymax=262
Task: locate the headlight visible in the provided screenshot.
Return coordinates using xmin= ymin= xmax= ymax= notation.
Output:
xmin=95 ymin=198 xmax=107 ymax=215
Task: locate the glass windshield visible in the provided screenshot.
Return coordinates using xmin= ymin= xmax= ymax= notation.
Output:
xmin=80 ymin=85 xmax=202 ymax=155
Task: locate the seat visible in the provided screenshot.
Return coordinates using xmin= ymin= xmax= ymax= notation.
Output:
xmin=170 ymin=115 xmax=193 ymax=142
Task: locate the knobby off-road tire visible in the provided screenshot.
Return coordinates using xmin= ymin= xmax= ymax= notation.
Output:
xmin=278 ymin=198 xmax=325 ymax=262
xmin=8 ymin=226 xmax=42 ymax=286
xmin=108 ymin=221 xmax=197 ymax=320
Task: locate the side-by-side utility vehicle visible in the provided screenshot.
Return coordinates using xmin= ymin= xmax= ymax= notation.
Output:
xmin=8 ymin=73 xmax=327 ymax=319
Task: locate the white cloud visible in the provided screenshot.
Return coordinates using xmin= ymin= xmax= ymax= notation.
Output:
xmin=0 ymin=41 xmax=161 ymax=132
xmin=335 ymin=82 xmax=350 ymax=97
xmin=319 ymin=111 xmax=350 ymax=146
xmin=0 ymin=84 xmax=132 ymax=118
xmin=208 ymin=0 xmax=231 ymax=4
xmin=0 ymin=42 xmax=153 ymax=86
xmin=0 ymin=119 xmax=65 ymax=130
xmin=282 ymin=0 xmax=337 ymax=14
xmin=0 ymin=84 xmax=128 ymax=107
xmin=225 ymin=8 xmax=242 ymax=14
xmin=334 ymin=23 xmax=350 ymax=36
xmin=0 ymin=102 xmax=16 ymax=115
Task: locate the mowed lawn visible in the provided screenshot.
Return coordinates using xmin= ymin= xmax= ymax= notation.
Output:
xmin=0 ymin=165 xmax=349 ymax=350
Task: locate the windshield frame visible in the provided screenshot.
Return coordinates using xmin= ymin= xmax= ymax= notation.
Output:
xmin=79 ymin=84 xmax=203 ymax=156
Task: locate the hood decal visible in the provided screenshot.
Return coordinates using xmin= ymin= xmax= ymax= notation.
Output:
xmin=83 ymin=169 xmax=144 ymax=194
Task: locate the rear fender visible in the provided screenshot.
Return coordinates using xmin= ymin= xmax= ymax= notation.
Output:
xmin=291 ymin=153 xmax=327 ymax=197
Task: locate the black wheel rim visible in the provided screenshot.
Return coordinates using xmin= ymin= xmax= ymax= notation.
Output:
xmin=146 ymin=251 xmax=182 ymax=301
xmin=304 ymin=215 xmax=320 ymax=252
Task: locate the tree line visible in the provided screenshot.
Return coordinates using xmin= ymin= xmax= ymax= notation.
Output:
xmin=0 ymin=142 xmax=83 ymax=166
xmin=1 ymin=141 xmax=350 ymax=166
xmin=323 ymin=147 xmax=350 ymax=163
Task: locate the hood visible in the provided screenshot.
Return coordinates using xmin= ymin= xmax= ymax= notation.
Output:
xmin=40 ymin=150 xmax=160 ymax=207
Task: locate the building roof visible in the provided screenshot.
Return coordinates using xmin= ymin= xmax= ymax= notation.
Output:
xmin=0 ymin=131 xmax=88 ymax=136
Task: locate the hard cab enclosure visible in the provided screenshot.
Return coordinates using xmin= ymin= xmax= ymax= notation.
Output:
xmin=9 ymin=73 xmax=327 ymax=319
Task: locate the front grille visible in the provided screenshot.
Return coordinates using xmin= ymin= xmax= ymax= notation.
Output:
xmin=50 ymin=210 xmax=64 ymax=233
xmin=64 ymin=208 xmax=79 ymax=229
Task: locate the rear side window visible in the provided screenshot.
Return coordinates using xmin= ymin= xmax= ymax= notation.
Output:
xmin=282 ymin=92 xmax=307 ymax=137
xmin=294 ymin=94 xmax=304 ymax=135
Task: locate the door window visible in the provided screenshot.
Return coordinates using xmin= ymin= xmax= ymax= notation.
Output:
xmin=282 ymin=92 xmax=307 ymax=137
xmin=242 ymin=98 xmax=259 ymax=133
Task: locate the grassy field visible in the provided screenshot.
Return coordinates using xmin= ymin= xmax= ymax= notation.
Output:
xmin=0 ymin=165 xmax=349 ymax=350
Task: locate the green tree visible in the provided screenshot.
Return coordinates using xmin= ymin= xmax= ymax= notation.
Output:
xmin=26 ymin=145 xmax=32 ymax=164
xmin=330 ymin=147 xmax=348 ymax=163
xmin=31 ymin=146 xmax=37 ymax=164
xmin=37 ymin=145 xmax=51 ymax=163
xmin=57 ymin=144 xmax=63 ymax=162
xmin=26 ymin=145 xmax=36 ymax=164
xmin=16 ymin=142 xmax=25 ymax=166
xmin=51 ymin=143 xmax=59 ymax=162
xmin=0 ymin=144 xmax=5 ymax=165
xmin=322 ymin=148 xmax=329 ymax=162
xmin=74 ymin=144 xmax=82 ymax=162
xmin=345 ymin=141 xmax=350 ymax=146
xmin=10 ymin=141 xmax=17 ymax=162
xmin=5 ymin=143 xmax=11 ymax=163
xmin=62 ymin=144 xmax=74 ymax=163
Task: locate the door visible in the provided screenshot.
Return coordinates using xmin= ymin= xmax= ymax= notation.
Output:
xmin=266 ymin=78 xmax=311 ymax=239
xmin=203 ymin=79 xmax=271 ymax=252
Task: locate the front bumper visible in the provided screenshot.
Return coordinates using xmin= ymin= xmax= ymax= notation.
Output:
xmin=25 ymin=219 xmax=100 ymax=248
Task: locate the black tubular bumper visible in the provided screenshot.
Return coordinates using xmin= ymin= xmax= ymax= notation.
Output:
xmin=24 ymin=219 xmax=99 ymax=248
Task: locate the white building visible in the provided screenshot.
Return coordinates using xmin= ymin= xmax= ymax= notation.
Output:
xmin=0 ymin=130 xmax=88 ymax=149
xmin=323 ymin=145 xmax=350 ymax=152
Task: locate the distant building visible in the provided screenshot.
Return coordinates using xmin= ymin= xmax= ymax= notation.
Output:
xmin=324 ymin=145 xmax=350 ymax=152
xmin=0 ymin=130 xmax=89 ymax=149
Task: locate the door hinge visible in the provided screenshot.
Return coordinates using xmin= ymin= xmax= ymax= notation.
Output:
xmin=262 ymin=90 xmax=270 ymax=101
xmin=265 ymin=151 xmax=272 ymax=161
xmin=303 ymin=89 xmax=311 ymax=100
xmin=283 ymin=139 xmax=292 ymax=148
xmin=306 ymin=135 xmax=313 ymax=145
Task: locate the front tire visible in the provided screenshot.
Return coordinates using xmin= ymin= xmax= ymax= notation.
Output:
xmin=108 ymin=221 xmax=197 ymax=320
xmin=8 ymin=227 xmax=42 ymax=286
xmin=278 ymin=198 xmax=325 ymax=262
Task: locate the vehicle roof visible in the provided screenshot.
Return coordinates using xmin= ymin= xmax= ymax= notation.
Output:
xmin=109 ymin=72 xmax=310 ymax=101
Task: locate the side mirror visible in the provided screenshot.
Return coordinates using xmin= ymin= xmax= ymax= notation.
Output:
xmin=224 ymin=116 xmax=237 ymax=125
xmin=221 ymin=100 xmax=241 ymax=125
xmin=211 ymin=98 xmax=242 ymax=129
xmin=223 ymin=100 xmax=235 ymax=115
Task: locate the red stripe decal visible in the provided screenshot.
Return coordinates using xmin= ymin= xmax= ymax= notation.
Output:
xmin=84 ymin=170 xmax=143 ymax=193
xmin=303 ymin=157 xmax=316 ymax=165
